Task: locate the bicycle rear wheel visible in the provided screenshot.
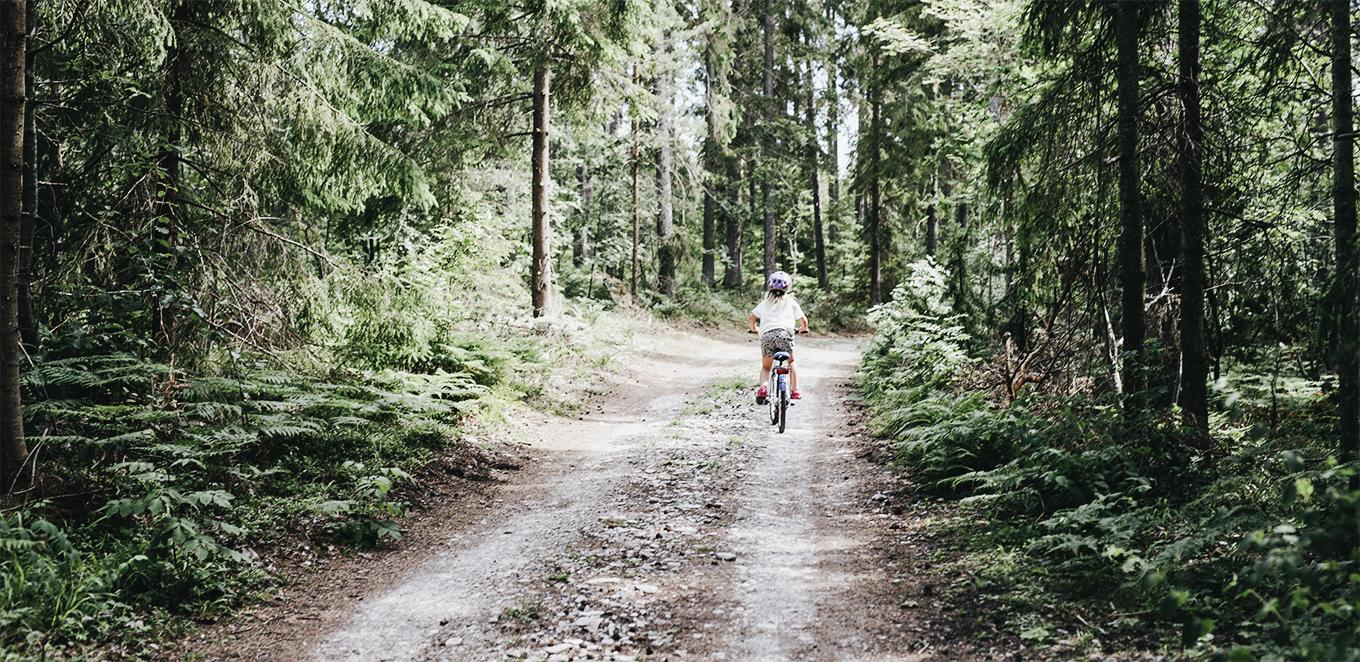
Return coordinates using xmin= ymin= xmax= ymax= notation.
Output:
xmin=778 ymin=380 xmax=788 ymax=433
xmin=768 ymin=380 xmax=779 ymax=425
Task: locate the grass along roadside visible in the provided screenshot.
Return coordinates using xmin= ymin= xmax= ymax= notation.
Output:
xmin=0 ymin=302 xmax=684 ymax=661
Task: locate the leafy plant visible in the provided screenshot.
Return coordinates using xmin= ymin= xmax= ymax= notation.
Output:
xmin=0 ymin=511 xmax=116 ymax=649
xmin=503 ymin=599 xmax=542 ymax=623
xmin=862 ymin=259 xmax=974 ymax=400
xmin=1221 ymin=460 xmax=1359 ymax=661
xmin=321 ymin=462 xmax=413 ymax=547
xmin=100 ymin=463 xmax=247 ymax=564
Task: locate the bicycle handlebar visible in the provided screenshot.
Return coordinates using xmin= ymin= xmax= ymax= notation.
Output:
xmin=748 ymin=329 xmax=810 ymax=335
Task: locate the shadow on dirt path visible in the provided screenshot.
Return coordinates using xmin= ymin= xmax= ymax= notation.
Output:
xmin=193 ymin=332 xmax=978 ymax=662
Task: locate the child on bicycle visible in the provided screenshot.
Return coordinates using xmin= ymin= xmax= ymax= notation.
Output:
xmin=749 ymin=271 xmax=808 ymax=404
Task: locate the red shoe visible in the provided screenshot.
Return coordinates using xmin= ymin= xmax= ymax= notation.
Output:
xmin=755 ymin=386 xmax=768 ymax=404
xmin=791 ymin=391 xmax=801 ymax=400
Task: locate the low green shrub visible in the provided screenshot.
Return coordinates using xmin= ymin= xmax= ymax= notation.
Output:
xmin=4 ymin=341 xmax=537 ymax=654
xmin=559 ymin=268 xmax=618 ymax=302
xmin=861 ymin=259 xmax=973 ymax=398
xmin=0 ymin=511 xmax=118 ymax=648
xmin=859 ymin=262 xmax=1360 ymax=658
xmin=321 ymin=462 xmax=413 ymax=547
xmin=650 ymin=286 xmax=745 ymax=327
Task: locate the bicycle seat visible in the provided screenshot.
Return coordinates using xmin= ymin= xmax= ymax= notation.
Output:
xmin=772 ymin=351 xmax=791 ymax=362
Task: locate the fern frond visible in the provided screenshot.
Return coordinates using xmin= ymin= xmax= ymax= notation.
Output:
xmin=248 ymin=413 xmax=324 ymax=439
xmin=189 ymin=401 xmax=244 ymax=419
xmin=94 ymin=429 xmax=158 ymax=447
xmin=329 ymin=416 xmax=371 ymax=427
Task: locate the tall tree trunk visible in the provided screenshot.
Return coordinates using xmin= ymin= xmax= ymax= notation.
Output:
xmin=1178 ymin=0 xmax=1208 ymax=439
xmin=703 ymin=50 xmax=718 ymax=288
xmin=0 ymin=0 xmax=25 ymax=483
xmin=153 ymin=0 xmax=187 ymax=358
xmin=573 ymin=165 xmax=586 ymax=266
xmin=762 ymin=0 xmax=775 ymax=278
xmin=805 ymin=61 xmax=828 ymax=291
xmin=723 ymin=157 xmax=743 ymax=288
xmin=583 ymin=165 xmax=594 ymax=262
xmin=1332 ymin=0 xmax=1359 ymax=458
xmin=530 ymin=64 xmax=553 ymax=318
xmin=17 ymin=0 xmax=32 ymax=353
xmin=1115 ymin=0 xmax=1145 ymax=408
xmin=869 ymin=56 xmax=883 ymax=307
xmin=632 ymin=65 xmax=640 ymax=298
xmin=951 ymin=202 xmax=969 ymax=315
xmin=748 ymin=176 xmax=756 ymax=230
xmin=855 ymin=86 xmax=864 ymax=249
xmin=763 ymin=183 xmax=774 ymax=276
xmin=655 ymin=68 xmax=677 ymax=298
xmin=926 ymin=176 xmax=939 ymax=257
xmin=827 ymin=59 xmax=839 ymax=246
xmin=723 ymin=0 xmax=744 ymax=290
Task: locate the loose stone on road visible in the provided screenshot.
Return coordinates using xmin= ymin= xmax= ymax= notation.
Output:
xmin=200 ymin=331 xmax=954 ymax=662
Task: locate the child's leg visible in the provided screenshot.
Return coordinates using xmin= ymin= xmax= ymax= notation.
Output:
xmin=789 ymin=359 xmax=797 ymax=392
xmin=759 ymin=355 xmax=774 ymax=387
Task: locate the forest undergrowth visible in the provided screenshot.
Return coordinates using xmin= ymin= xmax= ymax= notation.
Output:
xmin=0 ymin=274 xmax=692 ymax=661
xmin=858 ymin=261 xmax=1359 ymax=662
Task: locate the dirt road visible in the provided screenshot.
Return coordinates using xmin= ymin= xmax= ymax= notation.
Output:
xmin=196 ymin=332 xmax=964 ymax=662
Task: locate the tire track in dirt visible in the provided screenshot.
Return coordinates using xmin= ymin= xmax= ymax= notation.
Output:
xmin=722 ymin=341 xmax=880 ymax=661
xmin=201 ymin=332 xmax=970 ymax=662
xmin=307 ymin=340 xmax=747 ymax=662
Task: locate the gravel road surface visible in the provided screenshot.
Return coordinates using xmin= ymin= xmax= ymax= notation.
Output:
xmin=193 ymin=332 xmax=959 ymax=662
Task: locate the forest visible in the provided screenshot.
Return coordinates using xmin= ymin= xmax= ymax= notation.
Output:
xmin=0 ymin=0 xmax=1357 ymax=660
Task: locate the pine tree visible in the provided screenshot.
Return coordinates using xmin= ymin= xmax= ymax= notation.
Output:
xmin=531 ymin=64 xmax=553 ymax=317
xmin=1331 ymin=0 xmax=1358 ymax=458
xmin=868 ymin=50 xmax=883 ymax=307
xmin=761 ymin=0 xmax=776 ymax=279
xmin=654 ymin=44 xmax=677 ymax=298
xmin=1115 ymin=0 xmax=1145 ymax=409
xmin=1178 ymin=0 xmax=1209 ymax=438
xmin=0 ymin=0 xmax=24 ymax=483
